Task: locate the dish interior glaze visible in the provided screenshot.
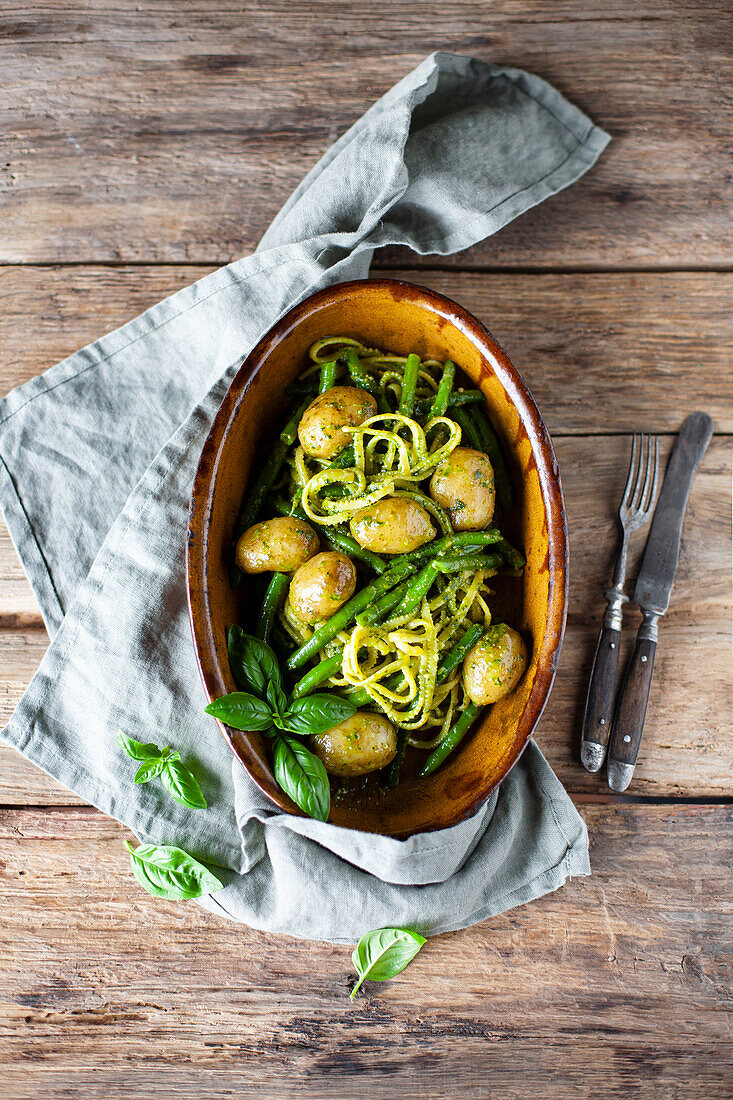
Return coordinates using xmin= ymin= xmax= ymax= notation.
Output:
xmin=187 ymin=279 xmax=568 ymax=837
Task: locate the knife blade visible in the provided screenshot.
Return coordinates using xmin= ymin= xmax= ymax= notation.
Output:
xmin=607 ymin=412 xmax=713 ymax=792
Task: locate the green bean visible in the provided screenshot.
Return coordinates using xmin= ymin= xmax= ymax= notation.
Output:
xmin=419 ymin=703 xmax=482 ymax=776
xmin=384 ymin=730 xmax=407 ymax=789
xmin=452 ymin=407 xmax=482 ymax=450
xmin=400 ymin=528 xmax=503 ymax=569
xmin=430 ymin=360 xmax=456 ymax=417
xmin=323 ymin=528 xmax=387 ymax=575
xmin=399 ymin=354 xmax=421 ymax=417
xmin=448 ymin=389 xmax=485 ymax=406
xmin=290 ymin=653 xmax=343 ymax=698
xmin=356 ymin=579 xmax=410 ymax=626
xmin=434 ymin=552 xmax=503 ymax=573
xmin=416 ymin=389 xmax=484 ymax=419
xmin=268 ymin=495 xmax=306 ymax=520
xmin=270 ymin=624 xmax=292 ymax=661
xmin=255 ymin=572 xmax=289 ymax=643
xmin=436 ymin=623 xmax=484 ymax=683
xmin=285 ymin=381 xmax=318 ymax=396
xmin=468 ymin=406 xmax=513 ymax=510
xmin=286 ymin=557 xmax=415 ymax=669
xmin=389 ymin=560 xmax=439 ymax=619
xmin=319 ymin=360 xmax=337 ymax=394
xmin=495 ymin=537 xmax=525 ymax=574
xmin=328 ymin=444 xmax=355 ymax=469
xmin=234 ymin=396 xmax=311 ymax=538
xmin=344 ymin=349 xmax=379 ymax=396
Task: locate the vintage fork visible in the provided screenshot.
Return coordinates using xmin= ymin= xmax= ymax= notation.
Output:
xmin=580 ymin=433 xmax=659 ymax=772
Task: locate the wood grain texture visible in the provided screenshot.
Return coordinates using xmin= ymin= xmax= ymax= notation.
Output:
xmin=1 ymin=435 xmax=730 ymax=801
xmin=1 ymin=1 xmax=731 ymax=267
xmin=0 ymin=803 xmax=731 ymax=1097
xmin=1 ymin=266 xmax=731 ymax=432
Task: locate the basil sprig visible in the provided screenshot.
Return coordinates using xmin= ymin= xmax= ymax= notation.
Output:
xmin=117 ymin=733 xmax=207 ymax=809
xmin=351 ymin=928 xmax=426 ymax=998
xmin=204 ymin=630 xmax=358 ymax=821
xmin=125 ymin=841 xmax=223 ymax=901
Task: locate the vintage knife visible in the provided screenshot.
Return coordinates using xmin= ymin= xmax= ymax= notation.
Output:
xmin=607 ymin=412 xmax=713 ymax=792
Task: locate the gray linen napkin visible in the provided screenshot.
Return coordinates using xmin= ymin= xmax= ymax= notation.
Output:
xmin=0 ymin=52 xmax=606 ymax=942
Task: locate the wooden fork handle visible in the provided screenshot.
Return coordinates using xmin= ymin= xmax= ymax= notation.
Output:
xmin=580 ymin=625 xmax=622 ymax=772
xmin=607 ymin=628 xmax=658 ymax=792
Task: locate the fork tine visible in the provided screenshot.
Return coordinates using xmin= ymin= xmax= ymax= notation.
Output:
xmin=622 ymin=433 xmax=640 ymax=509
xmin=642 ymin=435 xmax=660 ymax=515
xmin=632 ymin=433 xmax=649 ymax=511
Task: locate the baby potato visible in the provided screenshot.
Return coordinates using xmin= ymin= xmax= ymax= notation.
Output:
xmin=311 ymin=712 xmax=397 ymax=778
xmin=235 ymin=517 xmax=319 ymax=574
xmin=463 ymin=624 xmax=528 ymax=706
xmin=298 ymin=386 xmax=378 ymax=460
xmin=429 ymin=446 xmax=496 ymax=531
xmin=288 ymin=551 xmax=357 ymax=624
xmin=350 ymin=497 xmax=436 ymax=554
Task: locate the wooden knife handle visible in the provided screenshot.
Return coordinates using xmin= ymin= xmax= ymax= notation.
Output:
xmin=607 ymin=623 xmax=658 ymax=792
xmin=580 ymin=625 xmax=622 ymax=772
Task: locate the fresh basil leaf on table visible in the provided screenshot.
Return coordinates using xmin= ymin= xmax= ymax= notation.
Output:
xmin=351 ymin=928 xmax=426 ymax=998
xmin=204 ymin=691 xmax=275 ymax=731
xmin=133 ymin=748 xmax=179 ymax=785
xmin=227 ymin=626 xmax=282 ymax=697
xmin=124 ymin=841 xmax=224 ymax=901
xmin=116 ymin=731 xmax=164 ymax=762
xmin=160 ymin=758 xmax=208 ymax=809
xmin=273 ymin=735 xmax=330 ymax=822
xmin=283 ymin=694 xmax=357 ymax=737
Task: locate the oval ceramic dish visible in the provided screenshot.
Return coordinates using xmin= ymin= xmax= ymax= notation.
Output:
xmin=187 ymin=279 xmax=568 ymax=837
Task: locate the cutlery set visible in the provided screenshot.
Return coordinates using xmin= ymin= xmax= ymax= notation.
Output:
xmin=580 ymin=412 xmax=713 ymax=791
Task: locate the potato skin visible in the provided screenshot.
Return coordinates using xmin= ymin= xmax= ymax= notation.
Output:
xmin=288 ymin=551 xmax=357 ymax=624
xmin=463 ymin=624 xmax=527 ymax=705
xmin=311 ymin=712 xmax=397 ymax=777
xmin=235 ymin=517 xmax=319 ymax=574
xmin=429 ymin=446 xmax=495 ymax=531
xmin=298 ymin=386 xmax=378 ymax=460
xmin=350 ymin=497 xmax=436 ymax=554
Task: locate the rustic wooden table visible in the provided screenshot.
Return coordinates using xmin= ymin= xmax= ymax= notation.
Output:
xmin=1 ymin=3 xmax=731 ymax=1096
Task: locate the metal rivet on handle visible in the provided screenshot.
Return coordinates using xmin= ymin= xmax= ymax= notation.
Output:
xmin=600 ymin=718 xmax=606 ymax=726
xmin=641 ymin=655 xmax=648 ymax=663
xmin=610 ymin=642 xmax=616 ymax=649
xmin=623 ymin=735 xmax=631 ymax=743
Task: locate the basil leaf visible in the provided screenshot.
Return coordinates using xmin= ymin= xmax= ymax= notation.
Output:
xmin=134 ymin=748 xmax=180 ymax=784
xmin=351 ymin=928 xmax=426 ymax=998
xmin=267 ymin=679 xmax=288 ymax=720
xmin=117 ymin=731 xmax=162 ymax=762
xmin=227 ymin=626 xmax=282 ymax=697
xmin=125 ymin=841 xmax=223 ymax=901
xmin=204 ymin=691 xmax=274 ymax=731
xmin=160 ymin=758 xmax=208 ymax=809
xmin=272 ymin=735 xmax=330 ymax=822
xmin=283 ymin=694 xmax=357 ymax=737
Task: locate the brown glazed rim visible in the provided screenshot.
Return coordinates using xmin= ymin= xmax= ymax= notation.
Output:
xmin=187 ymin=279 xmax=569 ymax=834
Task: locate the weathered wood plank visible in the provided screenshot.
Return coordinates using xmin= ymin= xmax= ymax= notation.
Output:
xmin=0 ymin=803 xmax=730 ymax=1097
xmin=1 ymin=436 xmax=729 ymax=802
xmin=1 ymin=267 xmax=731 ymax=432
xmin=1 ymin=1 xmax=731 ymax=267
